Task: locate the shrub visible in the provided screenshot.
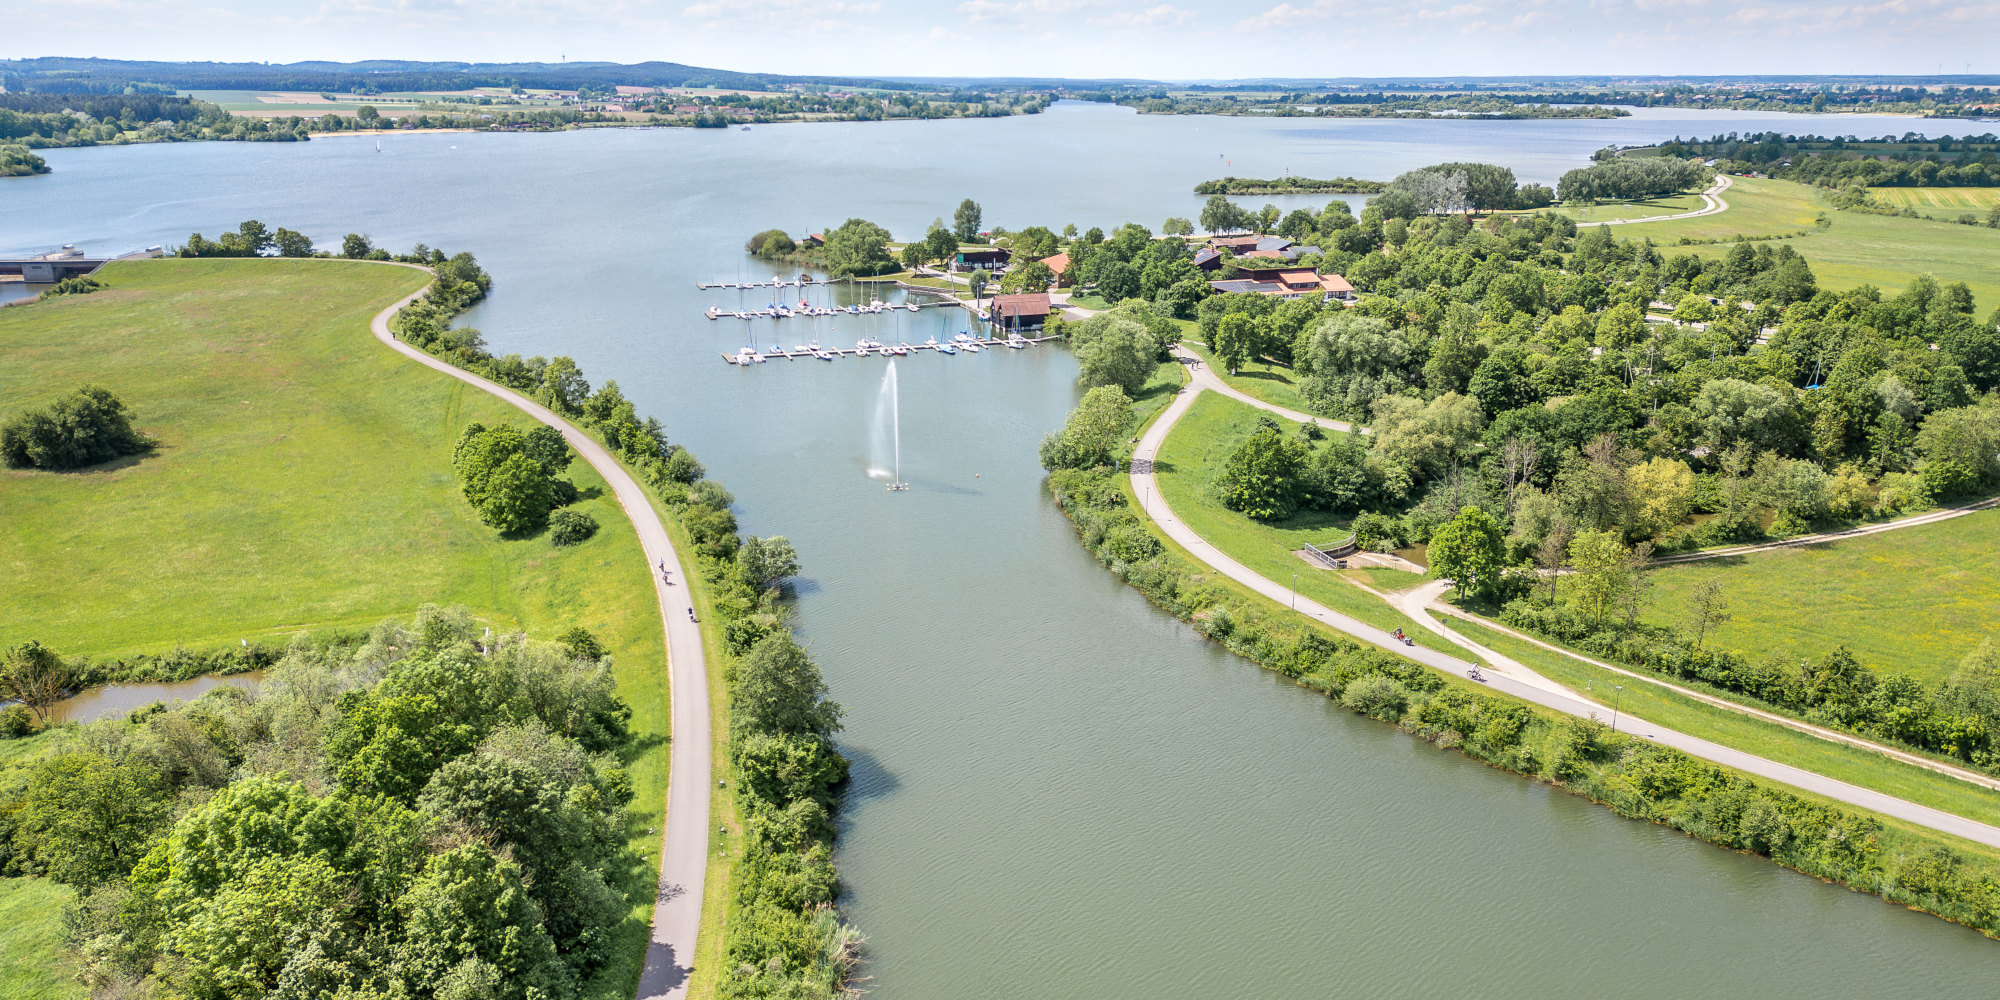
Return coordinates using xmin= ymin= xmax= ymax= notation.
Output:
xmin=1338 ymin=674 xmax=1411 ymax=721
xmin=1 ymin=385 xmax=154 ymax=470
xmin=548 ymin=509 xmax=598 ymax=546
xmin=0 ymin=704 xmax=34 ymax=738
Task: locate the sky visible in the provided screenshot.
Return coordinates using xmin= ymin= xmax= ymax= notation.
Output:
xmin=7 ymin=0 xmax=1998 ymax=81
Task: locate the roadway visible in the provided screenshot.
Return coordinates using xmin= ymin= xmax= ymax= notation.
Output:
xmin=364 ymin=264 xmax=711 ymax=999
xmin=1130 ymin=365 xmax=2000 ymax=850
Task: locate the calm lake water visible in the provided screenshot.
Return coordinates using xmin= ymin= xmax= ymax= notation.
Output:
xmin=7 ymin=102 xmax=1998 ymax=996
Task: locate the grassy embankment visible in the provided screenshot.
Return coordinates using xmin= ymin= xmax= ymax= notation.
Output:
xmin=1616 ymin=176 xmax=2000 ymax=310
xmin=0 ymin=258 xmax=671 ymax=1000
xmin=1155 ymin=389 xmax=2000 ymax=828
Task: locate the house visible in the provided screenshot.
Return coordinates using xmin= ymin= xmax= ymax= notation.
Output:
xmin=1192 ymin=247 xmax=1223 ymax=271
xmin=1206 ymin=234 xmax=1263 ymax=254
xmin=1241 ymin=249 xmax=1286 ymax=260
xmin=1039 ymin=252 xmax=1072 ymax=287
xmin=951 ymin=248 xmax=1011 ymax=273
xmin=1253 ymin=236 xmax=1294 ymax=253
xmin=1209 ymin=267 xmax=1357 ymax=303
xmin=1319 ymin=273 xmax=1357 ymax=302
xmin=801 ymin=233 xmax=825 ymax=248
xmin=1282 ymin=245 xmax=1322 ymax=261
xmin=992 ymin=292 xmax=1051 ymax=331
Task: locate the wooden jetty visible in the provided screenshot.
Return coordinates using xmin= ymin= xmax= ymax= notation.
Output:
xmin=704 ymin=301 xmax=961 ymax=321
xmin=720 ymin=336 xmax=1059 ymax=365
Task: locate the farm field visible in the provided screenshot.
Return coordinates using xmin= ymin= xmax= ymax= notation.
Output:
xmin=1868 ymin=186 xmax=2000 ymax=217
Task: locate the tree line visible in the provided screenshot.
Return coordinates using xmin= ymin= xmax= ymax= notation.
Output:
xmin=1556 ymin=157 xmax=1713 ymax=203
xmin=1643 ymin=132 xmax=2000 ymax=189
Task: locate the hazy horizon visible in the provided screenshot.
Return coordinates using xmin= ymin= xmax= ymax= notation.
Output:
xmin=9 ymin=0 xmax=1995 ymax=82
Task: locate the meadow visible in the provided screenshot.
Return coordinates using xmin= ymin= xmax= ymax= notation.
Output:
xmin=1616 ymin=176 xmax=2000 ymax=311
xmin=1641 ymin=510 xmax=2000 ymax=685
xmin=0 ymin=258 xmax=672 ymax=999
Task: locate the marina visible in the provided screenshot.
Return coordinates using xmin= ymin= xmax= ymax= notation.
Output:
xmin=704 ymin=299 xmax=972 ymax=321
xmin=720 ymin=332 xmax=1057 ymax=365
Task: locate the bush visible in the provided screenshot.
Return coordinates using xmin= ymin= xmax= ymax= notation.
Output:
xmin=0 ymin=705 xmax=34 ymax=738
xmin=548 ymin=509 xmax=598 ymax=546
xmin=1 ymin=385 xmax=154 ymax=470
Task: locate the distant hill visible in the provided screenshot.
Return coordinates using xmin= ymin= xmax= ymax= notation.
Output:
xmin=0 ymin=57 xmax=925 ymax=95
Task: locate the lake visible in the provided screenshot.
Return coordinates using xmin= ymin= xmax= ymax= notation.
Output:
xmin=7 ymin=101 xmax=1998 ymax=996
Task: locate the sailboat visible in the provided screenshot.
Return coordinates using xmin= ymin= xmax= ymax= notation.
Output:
xmin=374 ymin=140 xmax=382 ymax=153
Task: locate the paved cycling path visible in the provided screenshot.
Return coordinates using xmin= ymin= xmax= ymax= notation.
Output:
xmin=1574 ymin=174 xmax=1733 ymax=226
xmin=1131 ymin=369 xmax=2000 ymax=849
xmin=365 ymin=265 xmax=711 ymax=999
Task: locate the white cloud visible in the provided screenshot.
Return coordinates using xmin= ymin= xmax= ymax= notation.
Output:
xmin=1089 ymin=3 xmax=1196 ymax=27
xmin=955 ymin=0 xmax=1083 ymax=22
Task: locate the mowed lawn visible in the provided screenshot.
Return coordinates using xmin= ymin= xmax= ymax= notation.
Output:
xmin=1548 ymin=190 xmax=1707 ymax=224
xmin=0 ymin=877 xmax=81 ymax=1000
xmin=1615 ymin=176 xmax=2000 ymax=312
xmin=1152 ymin=391 xmax=1454 ymax=647
xmin=1643 ymin=509 xmax=2000 ymax=685
xmin=0 ymin=257 xmax=673 ymax=999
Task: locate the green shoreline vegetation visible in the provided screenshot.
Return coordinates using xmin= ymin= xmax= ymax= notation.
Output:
xmin=1194 ymin=176 xmax=1389 ymax=195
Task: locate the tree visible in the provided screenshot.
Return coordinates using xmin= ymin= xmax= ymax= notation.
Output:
xmin=481 ymin=453 xmax=556 ymax=533
xmin=1427 ymin=506 xmax=1507 ymax=601
xmin=1096 ymin=261 xmax=1140 ymax=303
xmin=1566 ymin=528 xmax=1630 ymax=625
xmin=1199 ymin=194 xmax=1249 ymax=233
xmin=539 ymin=357 xmax=590 ymax=415
xmin=1682 ymin=576 xmax=1731 ymax=650
xmin=1212 ymin=313 xmax=1256 ymax=374
xmin=1534 ymin=518 xmax=1574 ymax=603
xmin=0 ymin=640 xmax=74 ymax=725
xmin=1915 ymin=405 xmax=2000 ymax=490
xmin=822 ymin=218 xmax=893 ymax=277
xmin=952 ymin=199 xmax=983 ymax=243
xmin=1071 ymin=315 xmax=1159 ymax=395
xmin=739 ymin=535 xmax=802 ymax=592
xmin=968 ymin=268 xmax=991 ymax=302
xmin=1162 ymin=216 xmax=1194 ymax=236
xmin=924 ymin=225 xmax=958 ymax=266
xmin=1003 ymin=258 xmax=1055 ymax=293
xmin=1217 ymin=424 xmax=1308 ymax=520
xmin=341 ymin=233 xmax=375 ymax=259
xmin=745 ymin=229 xmax=796 ymax=257
xmin=1040 ymin=385 xmax=1133 ymax=470
xmin=12 ymin=751 xmax=167 ymax=888
xmin=0 ymin=384 xmax=154 ymax=470
xmin=273 ymin=227 xmax=315 ymax=258
xmin=1370 ymin=393 xmax=1485 ymax=481
xmin=1627 ymin=457 xmax=1695 ymax=538
xmin=732 ymin=633 xmax=841 ymax=742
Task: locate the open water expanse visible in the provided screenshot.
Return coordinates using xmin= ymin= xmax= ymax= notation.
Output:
xmin=8 ymin=101 xmax=2000 ymax=996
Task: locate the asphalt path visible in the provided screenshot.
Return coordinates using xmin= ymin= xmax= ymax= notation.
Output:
xmin=1574 ymin=174 xmax=1734 ymax=226
xmin=364 ymin=265 xmax=711 ymax=998
xmin=1131 ymin=369 xmax=2000 ymax=850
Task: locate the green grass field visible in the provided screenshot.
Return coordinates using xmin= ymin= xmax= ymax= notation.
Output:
xmin=1153 ymin=391 xmax=1452 ymax=647
xmin=0 ymin=258 xmax=671 ymax=999
xmin=1614 ymin=176 xmax=2000 ymax=312
xmin=1641 ymin=510 xmax=2000 ymax=685
xmin=0 ymin=878 xmax=82 ymax=1000
xmin=1179 ymin=341 xmax=1320 ymax=415
xmin=1549 ymin=191 xmax=1706 ymax=223
xmin=1868 ymin=187 xmax=2000 ymax=216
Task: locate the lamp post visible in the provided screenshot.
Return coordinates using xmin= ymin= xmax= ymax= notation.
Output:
xmin=1611 ymin=684 xmax=1625 ymax=731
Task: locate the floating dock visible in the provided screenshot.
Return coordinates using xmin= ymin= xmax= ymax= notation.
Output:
xmin=696 ymin=276 xmax=818 ymax=290
xmin=720 ymin=336 xmax=1059 ymax=365
xmin=705 ymin=301 xmax=967 ymax=321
